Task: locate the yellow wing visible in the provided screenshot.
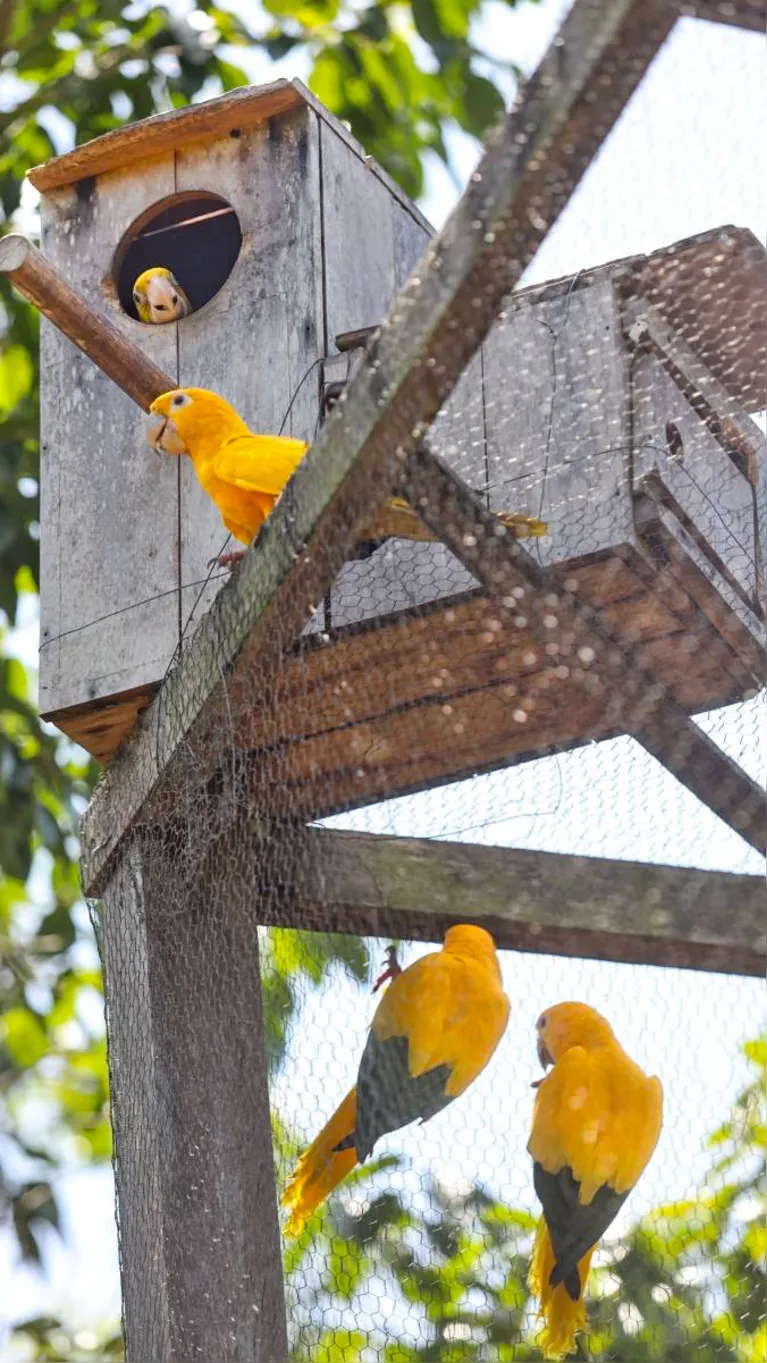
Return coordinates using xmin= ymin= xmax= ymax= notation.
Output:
xmin=372 ymin=949 xmax=452 ymax=1074
xmin=373 ymin=948 xmax=509 ymax=1094
xmin=530 ymin=1045 xmax=662 ymax=1203
xmin=212 ymin=433 xmax=309 ymax=498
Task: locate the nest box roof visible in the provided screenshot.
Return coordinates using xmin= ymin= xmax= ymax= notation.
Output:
xmin=517 ymin=226 xmax=766 ymax=415
xmin=27 ymin=76 xmax=430 ymax=231
xmin=27 ymin=79 xmax=304 ymax=192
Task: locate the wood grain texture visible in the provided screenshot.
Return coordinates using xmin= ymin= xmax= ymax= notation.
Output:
xmin=260 ymin=827 xmax=767 ymax=975
xmin=485 ymin=276 xmax=633 ymax=565
xmin=622 ymin=296 xmax=765 ymax=486
xmin=687 ymin=0 xmax=766 ymax=30
xmin=634 ymin=500 xmax=765 ymax=683
xmin=174 ymin=104 xmax=324 ymax=645
xmin=101 ymin=835 xmax=288 ymax=1363
xmin=402 ymin=443 xmax=766 ymax=853
xmin=321 ymin=118 xmax=482 ymax=631
xmin=617 ymin=224 xmax=766 ymax=415
xmin=27 ymin=80 xmax=304 ymax=190
xmin=80 ymin=0 xmax=693 ymax=893
xmin=633 ymin=352 xmax=757 ymax=603
xmin=38 ymin=157 xmax=181 ymax=718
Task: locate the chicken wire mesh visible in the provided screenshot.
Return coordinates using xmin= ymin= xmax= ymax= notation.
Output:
xmin=67 ymin=6 xmax=767 ymax=1363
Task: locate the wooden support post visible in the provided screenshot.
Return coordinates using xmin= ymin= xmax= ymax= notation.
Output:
xmin=0 ymin=233 xmax=174 ymax=410
xmin=101 ymin=828 xmax=288 ymax=1363
xmin=402 ymin=443 xmax=766 ymax=855
xmin=260 ymin=828 xmax=767 ymax=976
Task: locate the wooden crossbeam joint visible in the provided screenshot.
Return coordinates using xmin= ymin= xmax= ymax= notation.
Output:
xmin=403 ymin=443 xmax=767 ymax=854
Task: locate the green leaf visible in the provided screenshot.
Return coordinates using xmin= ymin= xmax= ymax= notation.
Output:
xmin=0 ymin=343 xmax=34 ymax=414
xmin=2 ymin=1005 xmax=48 ymax=1065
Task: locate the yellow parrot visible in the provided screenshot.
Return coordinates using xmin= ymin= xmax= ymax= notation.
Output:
xmin=146 ymin=388 xmax=548 ymax=568
xmin=133 ymin=267 xmax=192 ymax=324
xmin=528 ymin=1002 xmax=663 ymax=1360
xmin=281 ymin=925 xmax=510 ymax=1239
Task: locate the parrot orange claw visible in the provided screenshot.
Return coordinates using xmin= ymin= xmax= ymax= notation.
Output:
xmin=372 ymin=944 xmax=402 ymax=993
xmin=209 ymin=549 xmax=247 ymax=570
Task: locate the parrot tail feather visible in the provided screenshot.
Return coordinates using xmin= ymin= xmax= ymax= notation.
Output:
xmin=281 ymin=1087 xmax=358 ymax=1239
xmin=529 ymin=1220 xmax=593 ymax=1360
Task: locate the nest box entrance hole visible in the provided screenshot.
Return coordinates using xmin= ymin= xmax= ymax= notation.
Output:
xmin=114 ymin=192 xmax=242 ymax=321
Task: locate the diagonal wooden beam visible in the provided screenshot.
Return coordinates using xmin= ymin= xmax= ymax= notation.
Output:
xmin=685 ymin=0 xmax=766 ymax=31
xmin=81 ymin=0 xmax=679 ymax=895
xmin=402 ymin=443 xmax=767 ymax=855
xmin=259 ymin=827 xmax=766 ymax=976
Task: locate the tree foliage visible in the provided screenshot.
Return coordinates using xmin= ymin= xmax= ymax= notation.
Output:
xmin=0 ymin=1 xmax=762 ymax=1359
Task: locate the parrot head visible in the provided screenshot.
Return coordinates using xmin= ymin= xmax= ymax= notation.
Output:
xmin=133 ymin=267 xmax=192 ymax=324
xmin=147 ymin=387 xmax=250 ymax=458
xmin=535 ymin=1002 xmax=615 ymax=1069
xmin=443 ymin=924 xmax=499 ymax=961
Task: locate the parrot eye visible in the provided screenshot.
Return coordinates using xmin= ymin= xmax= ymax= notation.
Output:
xmin=171 ymin=393 xmax=191 ymax=410
xmin=133 ymin=291 xmax=141 ymax=303
xmin=171 ymin=294 xmax=178 ymax=305
xmin=538 ymin=1014 xmax=548 ymax=1030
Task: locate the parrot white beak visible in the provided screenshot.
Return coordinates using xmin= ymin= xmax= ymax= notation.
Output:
xmin=146 ymin=411 xmax=188 ymax=456
xmin=144 ymin=273 xmax=189 ymax=323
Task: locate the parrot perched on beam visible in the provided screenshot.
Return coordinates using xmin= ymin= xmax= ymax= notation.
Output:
xmin=528 ymin=1002 xmax=663 ymax=1360
xmin=281 ymin=925 xmax=510 ymax=1239
xmin=146 ymin=388 xmax=547 ymax=569
xmin=133 ymin=268 xmax=192 ymax=324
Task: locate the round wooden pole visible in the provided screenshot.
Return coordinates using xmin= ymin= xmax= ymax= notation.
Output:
xmin=0 ymin=233 xmax=175 ymax=411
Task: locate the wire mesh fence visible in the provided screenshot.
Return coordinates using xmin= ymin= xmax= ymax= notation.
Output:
xmin=67 ymin=4 xmax=767 ymax=1362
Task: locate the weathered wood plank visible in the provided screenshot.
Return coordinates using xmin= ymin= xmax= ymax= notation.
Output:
xmin=485 ymin=276 xmax=633 ymax=564
xmin=685 ymin=0 xmax=766 ymax=32
xmin=101 ymin=833 xmax=288 ymax=1363
xmin=401 ymin=443 xmax=767 ymax=853
xmin=81 ymin=0 xmax=686 ymax=894
xmin=37 ymin=159 xmax=180 ymax=717
xmin=261 ymin=827 xmax=767 ymax=975
xmin=634 ymin=498 xmax=764 ymax=682
xmin=175 ymin=104 xmax=324 ymax=644
xmin=27 ymin=79 xmax=304 ymax=190
xmin=629 ymin=320 xmax=758 ymax=604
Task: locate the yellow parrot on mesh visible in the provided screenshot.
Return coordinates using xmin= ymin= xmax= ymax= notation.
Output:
xmin=133 ymin=268 xmax=192 ymax=324
xmin=528 ymin=1002 xmax=663 ymax=1360
xmin=281 ymin=926 xmax=510 ymax=1239
xmin=146 ymin=388 xmax=547 ymax=568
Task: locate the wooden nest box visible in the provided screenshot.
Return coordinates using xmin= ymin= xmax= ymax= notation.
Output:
xmin=30 ymin=79 xmax=431 ymax=756
xmin=24 ymin=79 xmax=765 ymax=788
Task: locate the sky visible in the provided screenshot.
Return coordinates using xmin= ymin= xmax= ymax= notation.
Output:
xmin=2 ymin=1 xmax=766 ymax=1354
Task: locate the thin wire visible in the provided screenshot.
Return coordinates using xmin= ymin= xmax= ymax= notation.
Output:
xmin=39 ymin=572 xmax=230 ymax=649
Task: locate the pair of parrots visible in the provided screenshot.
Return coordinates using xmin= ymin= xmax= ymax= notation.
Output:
xmin=282 ymin=927 xmax=662 ymax=1362
xmin=135 ymin=268 xmax=547 ymax=561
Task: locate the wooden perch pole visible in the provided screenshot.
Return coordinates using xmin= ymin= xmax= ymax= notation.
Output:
xmin=0 ymin=233 xmax=174 ymax=410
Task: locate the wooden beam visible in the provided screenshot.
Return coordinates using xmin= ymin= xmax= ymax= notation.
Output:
xmin=27 ymin=79 xmax=304 ymax=191
xmin=102 ymin=835 xmax=288 ymax=1362
xmin=261 ymin=827 xmax=766 ymax=976
xmin=684 ymin=0 xmax=766 ymax=32
xmin=81 ymin=0 xmax=678 ymax=896
xmin=0 ymin=234 xmax=174 ymax=411
xmin=402 ymin=443 xmax=767 ymax=854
